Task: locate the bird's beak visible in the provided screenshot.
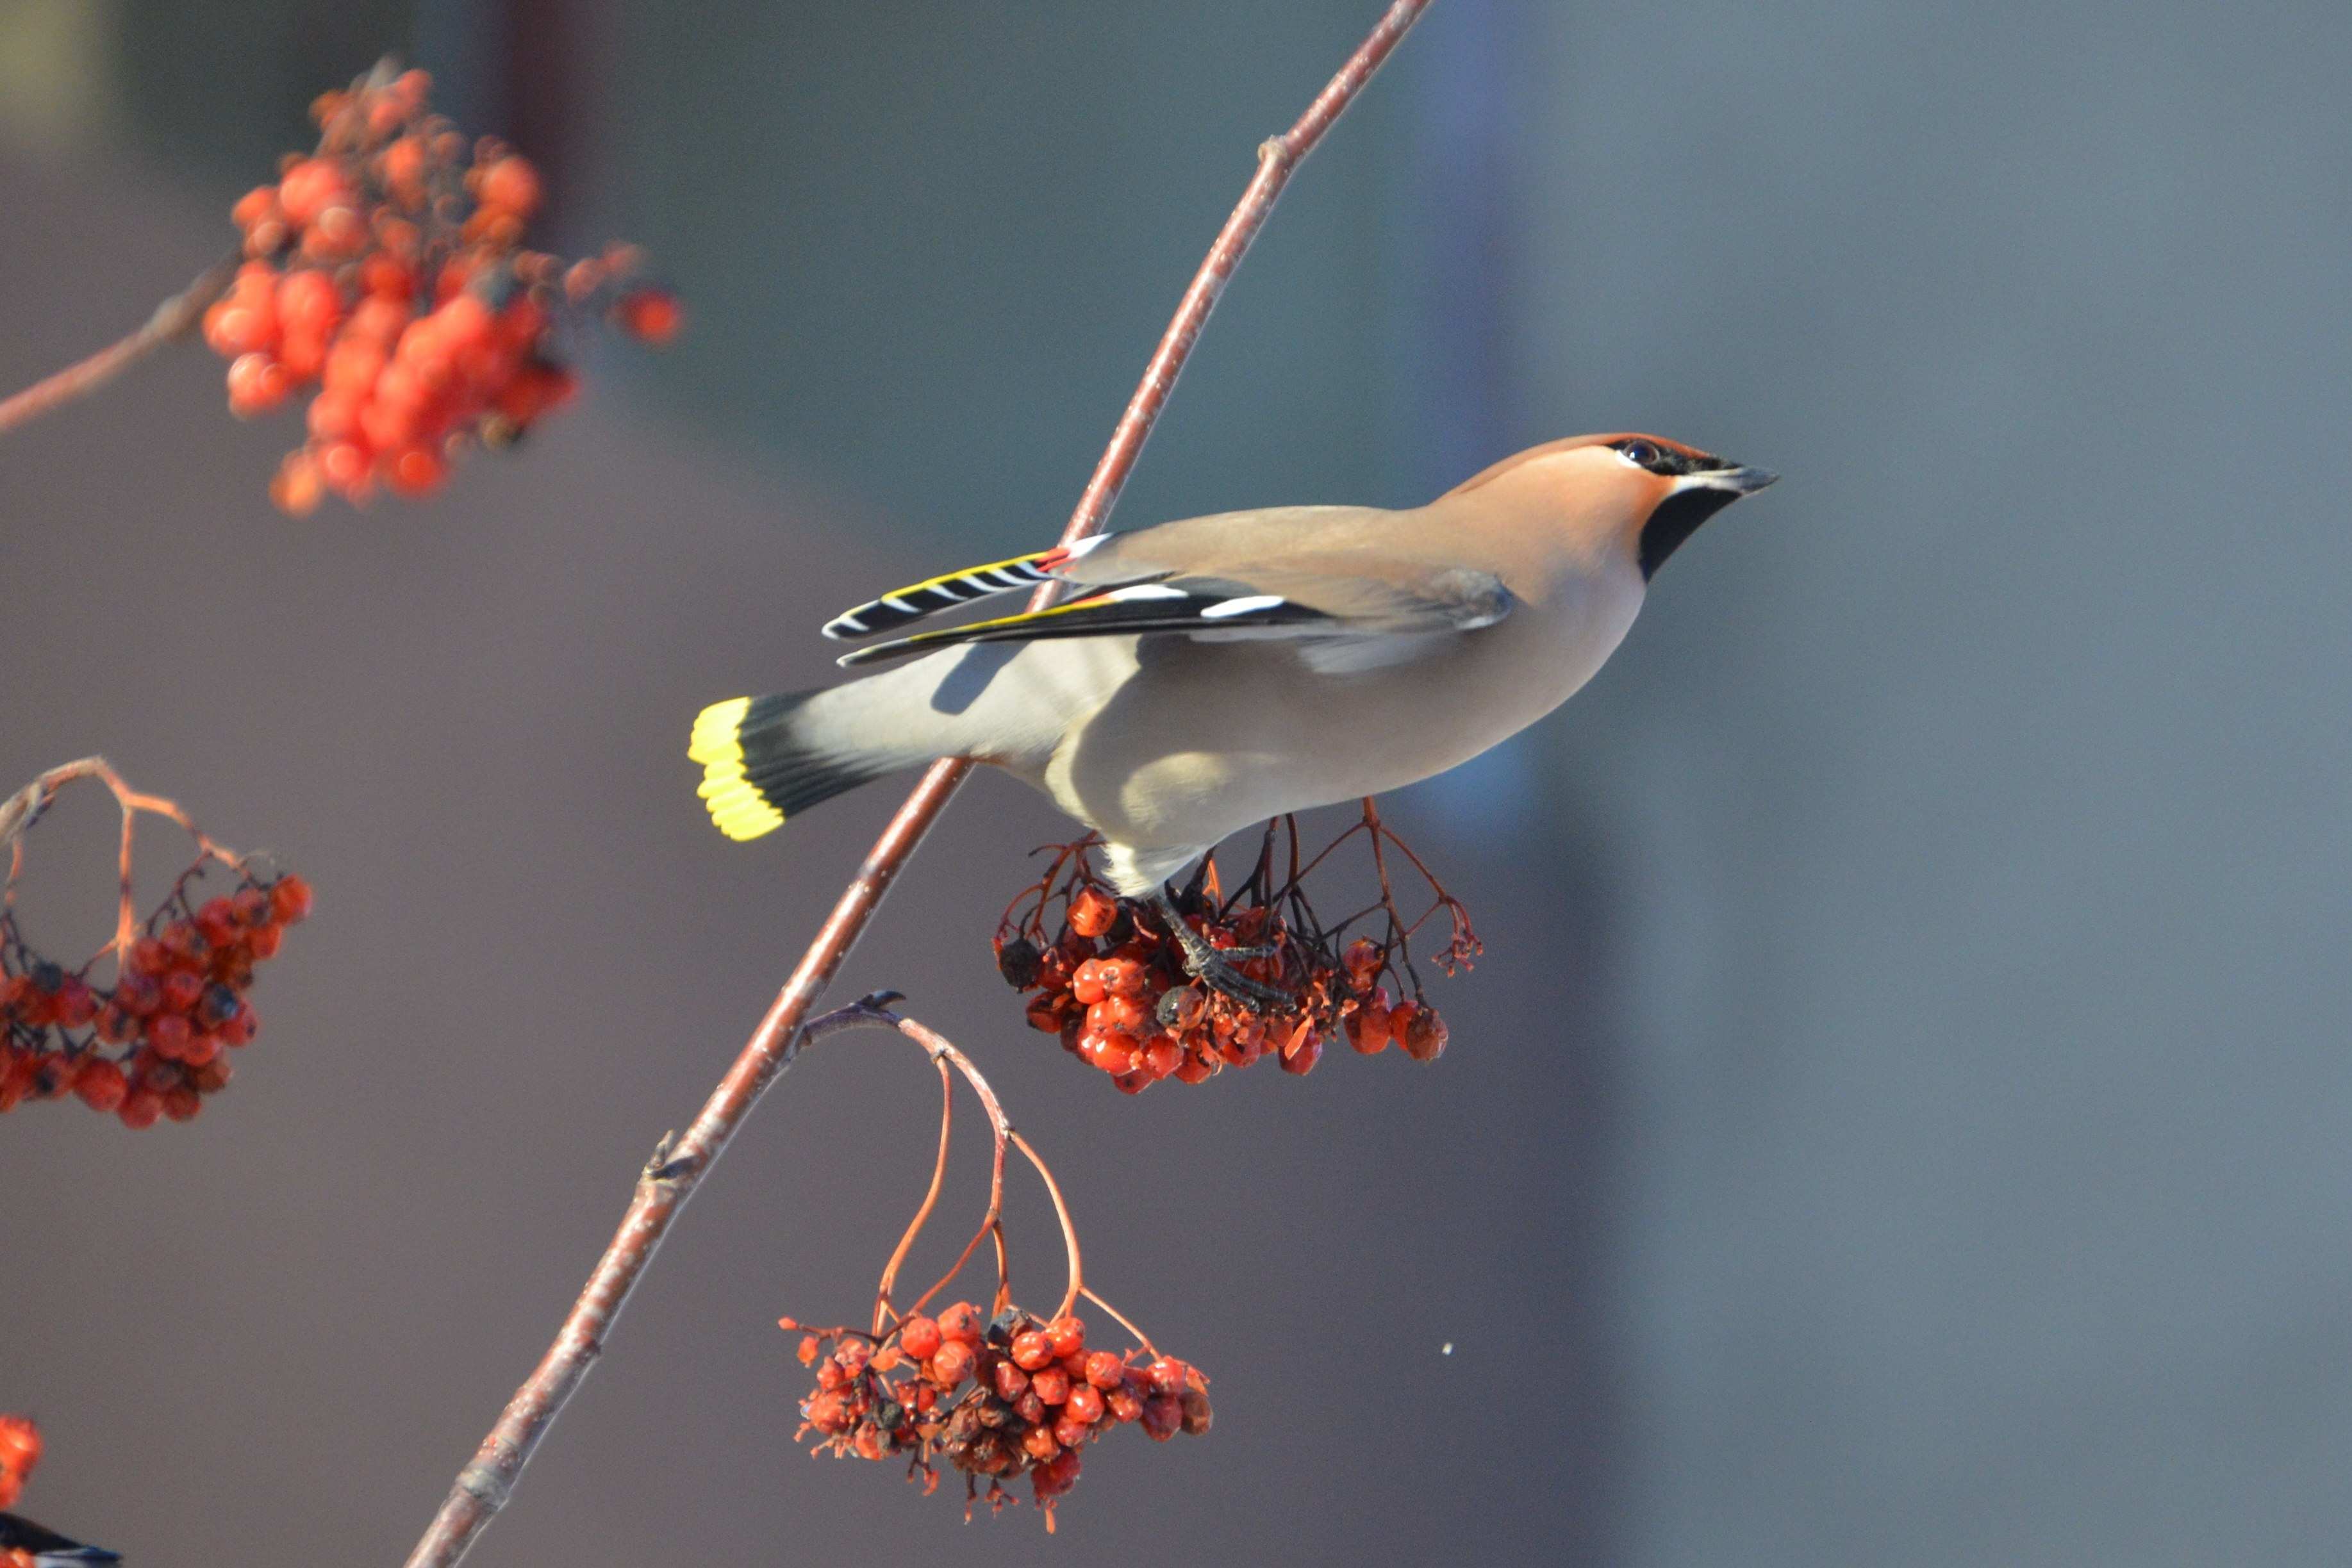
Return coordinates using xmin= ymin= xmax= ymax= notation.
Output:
xmin=1677 ymin=463 xmax=1778 ymax=495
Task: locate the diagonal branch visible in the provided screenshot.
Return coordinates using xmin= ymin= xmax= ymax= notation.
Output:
xmin=398 ymin=5 xmax=1431 ymax=1562
xmin=0 ymin=256 xmax=240 ymax=438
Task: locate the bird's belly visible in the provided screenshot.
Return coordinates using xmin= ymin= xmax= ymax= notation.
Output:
xmin=1034 ymin=578 xmax=1639 ymax=850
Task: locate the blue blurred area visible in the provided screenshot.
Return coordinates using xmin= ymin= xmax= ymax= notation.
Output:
xmin=4 ymin=1 xmax=2350 ymax=1564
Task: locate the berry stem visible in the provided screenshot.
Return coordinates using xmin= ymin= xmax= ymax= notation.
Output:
xmin=872 ymin=1062 xmax=957 ymax=1333
xmin=1 ymin=757 xmax=246 ymax=962
xmin=1078 ymin=1286 xmax=1160 ymax=1359
xmin=399 ymin=9 xmax=1431 ymax=1562
xmin=1010 ymin=1130 xmax=1084 ymax=1322
xmin=0 ymin=255 xmax=240 ymax=438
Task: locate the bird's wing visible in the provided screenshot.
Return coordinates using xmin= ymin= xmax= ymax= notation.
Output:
xmin=834 ymin=554 xmax=1511 ymax=669
xmin=818 ymin=506 xmax=1438 ymax=643
xmin=819 ymin=538 xmax=1146 ymax=641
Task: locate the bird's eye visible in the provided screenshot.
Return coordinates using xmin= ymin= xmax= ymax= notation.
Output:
xmin=1616 ymin=440 xmax=1660 ymax=470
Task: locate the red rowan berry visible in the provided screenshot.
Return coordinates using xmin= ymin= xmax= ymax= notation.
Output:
xmin=161 ymin=1084 xmax=203 ymax=1122
xmin=148 ymin=1014 xmax=191 ymax=1059
xmin=476 ymin=155 xmax=543 ymax=219
xmin=1085 ymin=995 xmax=1148 ymax=1036
xmin=897 ymin=1315 xmax=941 ymax=1360
xmin=1052 ymin=1415 xmax=1093 ymax=1450
xmin=232 ymin=185 xmax=279 ymax=229
xmin=1045 ymin=1315 xmax=1085 ymax=1358
xmin=1112 ymin=1067 xmax=1150 ymax=1095
xmin=805 ymin=1392 xmax=852 ymax=1434
xmin=161 ymin=971 xmax=204 ymax=1014
xmin=386 ymin=444 xmax=448 ymax=497
xmin=1039 ymin=1446 xmax=1081 ymax=1496
xmin=1106 ymin=1387 xmax=1144 ymax=1424
xmin=1068 ymin=887 xmax=1116 ymax=939
xmin=1140 ymin=1033 xmax=1182 ymax=1080
xmin=615 ymin=286 xmax=684 ymax=344
xmin=1346 ymin=999 xmax=1392 ymax=1055
xmin=1015 ymin=1389 xmax=1047 ymax=1426
xmin=1011 ymin=1330 xmax=1055 ymax=1371
xmin=834 ymin=1337 xmax=871 ymax=1376
xmin=1063 ymin=1383 xmax=1104 ymax=1425
xmin=1021 ymin=1424 xmax=1060 ymax=1462
xmin=1030 ymin=1364 xmax=1071 ymax=1407
xmin=1082 ymin=1350 xmax=1125 ymax=1391
xmin=1077 ymin=1027 xmax=1138 ymax=1077
xmin=270 ymin=875 xmax=316 ymax=924
xmin=1096 ymin=955 xmax=1148 ymax=998
xmin=54 ymin=976 xmax=97 ymax=1029
xmin=1145 ymin=1357 xmax=1186 ymax=1397
xmin=74 ymin=1058 xmax=127 ymax=1114
xmin=929 ymin=1342 xmax=976 ymax=1389
xmin=1070 ymin=957 xmax=1107 ymax=1006
xmin=815 ymin=1358 xmax=848 ymax=1393
xmin=1173 ymin=1050 xmax=1215 ymax=1085
xmin=226 ymin=352 xmax=294 ymax=416
xmin=937 ymin=1301 xmax=983 ymax=1344
xmin=190 ymin=1054 xmax=235 ymax=1094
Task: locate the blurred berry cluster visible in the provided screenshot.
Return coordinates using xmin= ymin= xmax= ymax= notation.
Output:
xmin=199 ymin=63 xmax=680 ymax=512
xmin=0 ymin=872 xmax=310 ymax=1126
xmin=0 ymin=1416 xmax=35 ymax=1511
xmin=786 ymin=1302 xmax=1207 ymax=1529
xmin=994 ymin=815 xmax=1473 ymax=1092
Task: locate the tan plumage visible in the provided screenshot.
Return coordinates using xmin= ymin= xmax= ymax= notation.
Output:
xmin=693 ymin=433 xmax=1774 ymax=895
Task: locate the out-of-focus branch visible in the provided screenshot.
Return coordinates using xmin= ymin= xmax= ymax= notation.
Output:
xmin=0 ymin=256 xmax=239 ymax=438
xmin=399 ymin=5 xmax=1431 ymax=1562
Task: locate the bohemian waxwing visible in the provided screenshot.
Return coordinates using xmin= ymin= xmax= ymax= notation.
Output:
xmin=692 ymin=433 xmax=1773 ymax=984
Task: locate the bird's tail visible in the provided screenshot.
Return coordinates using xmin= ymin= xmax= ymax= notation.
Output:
xmin=690 ymin=691 xmax=918 ymax=840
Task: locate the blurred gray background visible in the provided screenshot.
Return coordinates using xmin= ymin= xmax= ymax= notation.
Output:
xmin=3 ymin=1 xmax=2348 ymax=1563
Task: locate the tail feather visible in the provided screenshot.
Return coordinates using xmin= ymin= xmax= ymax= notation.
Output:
xmin=690 ymin=691 xmax=904 ymax=840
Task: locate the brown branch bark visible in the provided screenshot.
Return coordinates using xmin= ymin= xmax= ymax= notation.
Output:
xmin=0 ymin=256 xmax=240 ymax=438
xmin=399 ymin=5 xmax=1431 ymax=1562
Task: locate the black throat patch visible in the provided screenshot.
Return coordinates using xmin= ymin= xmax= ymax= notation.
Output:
xmin=1638 ymin=486 xmax=1740 ymax=581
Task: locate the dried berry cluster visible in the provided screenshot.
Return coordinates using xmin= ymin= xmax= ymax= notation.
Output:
xmin=785 ymin=1302 xmax=1207 ymax=1528
xmin=995 ymin=812 xmax=1473 ymax=1092
xmin=199 ymin=63 xmax=679 ymax=513
xmin=0 ymin=1415 xmax=35 ymax=1510
xmin=0 ymin=872 xmax=310 ymax=1126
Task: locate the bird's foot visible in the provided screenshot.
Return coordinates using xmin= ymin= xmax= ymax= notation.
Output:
xmin=1149 ymin=890 xmax=1292 ymax=1009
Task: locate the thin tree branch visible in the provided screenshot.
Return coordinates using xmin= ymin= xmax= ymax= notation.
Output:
xmin=399 ymin=6 xmax=1430 ymax=1562
xmin=0 ymin=256 xmax=240 ymax=438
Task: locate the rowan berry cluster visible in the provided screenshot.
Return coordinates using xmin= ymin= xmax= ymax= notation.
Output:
xmin=198 ymin=62 xmax=679 ymax=513
xmin=0 ymin=871 xmax=310 ymax=1126
xmin=994 ymin=809 xmax=1473 ymax=1092
xmin=0 ymin=1415 xmax=36 ymax=1511
xmin=784 ymin=1303 xmax=1208 ymax=1529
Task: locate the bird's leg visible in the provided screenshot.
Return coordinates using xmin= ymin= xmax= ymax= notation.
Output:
xmin=1147 ymin=887 xmax=1291 ymax=1007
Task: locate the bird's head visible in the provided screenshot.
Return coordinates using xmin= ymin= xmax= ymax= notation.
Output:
xmin=1445 ymin=432 xmax=1777 ymax=581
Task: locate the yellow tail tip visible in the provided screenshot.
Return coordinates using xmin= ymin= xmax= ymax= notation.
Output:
xmin=690 ymin=697 xmax=786 ymax=840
